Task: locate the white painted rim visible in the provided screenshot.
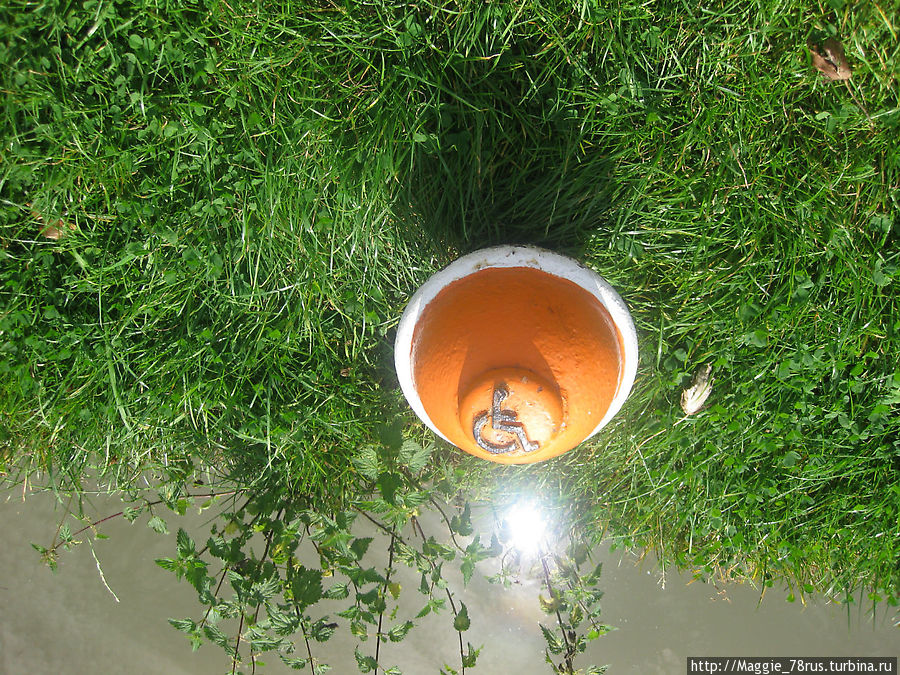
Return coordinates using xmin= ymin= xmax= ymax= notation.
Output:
xmin=394 ymin=245 xmax=639 ymax=447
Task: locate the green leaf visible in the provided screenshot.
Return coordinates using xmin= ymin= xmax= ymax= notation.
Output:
xmin=453 ymin=603 xmax=470 ymax=632
xmin=461 ymin=557 xmax=476 ymax=586
xmin=174 ymin=498 xmax=190 ymax=516
xmin=781 ymin=451 xmax=801 ymax=468
xmin=123 ymin=507 xmax=142 ymax=522
xmin=248 ymin=625 xmax=284 ymax=652
xmin=350 ymin=537 xmax=373 ymax=561
xmin=250 ymin=575 xmax=281 ymax=603
xmin=388 ymin=620 xmax=414 ymax=642
xmin=148 ymin=515 xmax=168 ymax=534
xmin=353 ymin=446 xmax=379 ymax=481
xmin=203 ymin=623 xmax=229 ymax=648
xmin=324 ymin=582 xmax=350 ymax=600
xmin=155 ymin=557 xmax=178 ymax=572
xmin=176 ymin=528 xmax=195 ymax=557
xmin=462 ymin=643 xmax=481 ymax=668
xmin=354 ymin=647 xmax=377 ymax=673
xmin=377 ymin=472 xmax=403 ymax=506
xmin=168 ymin=617 xmax=197 ymax=634
xmin=399 ymin=440 xmax=432 ymax=473
xmin=450 ymin=504 xmax=473 ymax=536
xmin=291 ymin=566 xmax=324 ymax=608
xmin=268 ymin=609 xmax=299 ymax=636
xmin=540 ymin=624 xmax=564 ymax=654
xmin=280 ymin=655 xmax=309 ymax=670
xmin=873 ymin=260 xmax=894 ymax=287
xmin=586 ymin=625 xmax=613 ymax=640
xmin=388 ymin=582 xmax=402 ymax=599
xmin=539 ymin=593 xmax=562 ymax=614
xmin=309 ymin=618 xmax=337 ymax=642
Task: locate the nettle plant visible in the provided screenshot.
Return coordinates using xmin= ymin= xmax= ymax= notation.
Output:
xmin=37 ymin=438 xmax=612 ymax=675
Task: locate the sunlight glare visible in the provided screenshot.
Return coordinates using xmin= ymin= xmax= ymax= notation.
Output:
xmin=505 ymin=501 xmax=548 ymax=555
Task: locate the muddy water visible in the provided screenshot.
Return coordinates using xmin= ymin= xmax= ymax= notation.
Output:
xmin=1 ymin=491 xmax=896 ymax=674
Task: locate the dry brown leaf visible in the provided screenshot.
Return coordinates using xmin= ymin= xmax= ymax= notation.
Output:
xmin=808 ymin=37 xmax=852 ymax=81
xmin=29 ymin=203 xmax=74 ymax=239
xmin=38 ymin=223 xmax=65 ymax=240
xmin=681 ymin=363 xmax=713 ymax=416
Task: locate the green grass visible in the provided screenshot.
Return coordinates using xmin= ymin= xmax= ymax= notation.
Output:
xmin=2 ymin=0 xmax=899 ymax=608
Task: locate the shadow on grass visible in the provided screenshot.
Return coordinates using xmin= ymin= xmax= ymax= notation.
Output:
xmin=389 ymin=44 xmax=622 ymax=261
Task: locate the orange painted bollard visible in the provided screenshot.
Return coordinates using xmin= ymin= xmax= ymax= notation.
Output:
xmin=395 ymin=246 xmax=638 ymax=464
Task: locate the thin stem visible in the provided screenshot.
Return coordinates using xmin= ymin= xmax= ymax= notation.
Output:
xmin=360 ymin=509 xmax=467 ymax=673
xmin=200 ymin=566 xmax=230 ymax=628
xmin=288 ymin=557 xmax=316 ymax=675
xmin=551 ymin=551 xmax=606 ymax=636
xmin=540 ymin=554 xmax=575 ymax=674
xmin=427 ymin=496 xmax=465 ymax=553
xmin=356 ymin=508 xmax=414 ymax=550
xmin=410 ymin=514 xmax=466 ymax=674
xmin=51 ymin=493 xmax=76 ymax=549
xmin=47 ymin=490 xmax=242 ymax=554
xmin=232 ymin=610 xmax=245 ymax=675
xmin=374 ymin=539 xmax=395 ymax=675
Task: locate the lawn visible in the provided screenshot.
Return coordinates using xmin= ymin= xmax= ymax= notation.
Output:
xmin=1 ymin=0 xmax=899 ymax=670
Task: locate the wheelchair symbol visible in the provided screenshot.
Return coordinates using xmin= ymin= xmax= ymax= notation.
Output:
xmin=472 ymin=385 xmax=539 ymax=454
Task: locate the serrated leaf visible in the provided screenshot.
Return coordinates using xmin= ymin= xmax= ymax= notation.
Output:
xmin=269 ymin=609 xmax=299 ymax=636
xmin=247 ymin=625 xmax=284 ymax=652
xmin=324 ymin=581 xmax=350 ymax=600
xmin=463 ymin=643 xmax=481 ymax=668
xmin=388 ymin=582 xmax=402 ymax=599
xmin=450 ymin=504 xmax=473 ymax=536
xmin=539 ymin=593 xmax=562 ymax=614
xmin=353 ymin=446 xmax=380 ymax=481
xmin=203 ymin=623 xmax=229 ymax=648
xmin=168 ymin=617 xmax=197 ymax=634
xmin=148 ymin=515 xmax=168 ymax=534
xmin=355 ymin=647 xmax=377 ymax=673
xmin=123 ymin=507 xmax=143 ymax=522
xmin=388 ymin=620 xmax=414 ymax=642
xmin=280 ymin=655 xmax=309 ymax=670
xmin=309 ymin=618 xmax=338 ymax=642
xmin=377 ymin=472 xmax=403 ymax=506
xmin=540 ymin=624 xmax=564 ymax=654
xmin=570 ymin=603 xmax=584 ymax=627
xmin=587 ymin=624 xmax=614 ymax=639
xmin=453 ymin=603 xmax=470 ymax=632
xmin=176 ymin=528 xmax=195 ymax=558
xmin=155 ymin=557 xmax=178 ymax=572
xmin=291 ymin=566 xmax=323 ymax=608
xmin=461 ymin=557 xmax=476 ymax=586
xmin=399 ymin=440 xmax=432 ymax=473
xmin=350 ymin=537 xmax=373 ymax=561
xmin=250 ymin=575 xmax=281 ymax=603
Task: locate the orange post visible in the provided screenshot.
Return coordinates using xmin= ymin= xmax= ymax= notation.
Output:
xmin=395 ymin=246 xmax=638 ymax=464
